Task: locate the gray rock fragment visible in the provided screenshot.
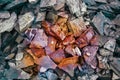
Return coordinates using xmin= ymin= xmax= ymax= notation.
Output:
xmin=92 ymin=12 xmax=110 ymax=35
xmin=66 ymin=0 xmax=82 ymax=17
xmin=35 ymin=12 xmax=46 ymax=22
xmin=99 ymin=48 xmax=113 ymax=56
xmin=46 ymin=71 xmax=58 ymax=80
xmin=0 ymin=11 xmax=10 ymax=19
xmin=40 ymin=0 xmax=56 ymax=7
xmin=0 ymin=12 xmax=17 ymax=33
xmin=4 ymin=67 xmax=20 ymax=80
xmin=18 ymin=70 xmax=31 ymax=79
xmin=18 ymin=12 xmax=34 ymax=32
xmin=54 ymin=0 xmax=65 ymax=10
xmin=104 ymin=39 xmax=116 ymax=52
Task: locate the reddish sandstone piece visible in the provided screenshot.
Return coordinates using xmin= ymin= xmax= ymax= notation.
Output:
xmin=51 ymin=24 xmax=66 ymax=40
xmin=49 ymin=49 xmax=65 ymax=63
xmin=30 ymin=29 xmax=48 ymax=48
xmin=31 ymin=48 xmax=46 ymax=58
xmin=63 ymin=35 xmax=75 ymax=45
xmin=41 ymin=21 xmax=56 ymax=37
xmin=76 ymin=27 xmax=95 ymax=48
xmin=45 ymin=36 xmax=57 ymax=55
xmin=65 ymin=45 xmax=75 ymax=56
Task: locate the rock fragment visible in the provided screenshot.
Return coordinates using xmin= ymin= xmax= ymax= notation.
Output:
xmin=30 ymin=29 xmax=48 ymax=48
xmin=35 ymin=12 xmax=46 ymax=22
xmin=40 ymin=0 xmax=56 ymax=8
xmin=37 ymin=56 xmax=57 ymax=72
xmin=0 ymin=11 xmax=10 ymax=19
xmin=104 ymin=39 xmax=116 ymax=52
xmin=92 ymin=12 xmax=110 ymax=35
xmin=66 ymin=0 xmax=82 ymax=17
xmin=18 ymin=12 xmax=34 ymax=32
xmin=99 ymin=48 xmax=113 ymax=56
xmin=0 ymin=12 xmax=17 ymax=33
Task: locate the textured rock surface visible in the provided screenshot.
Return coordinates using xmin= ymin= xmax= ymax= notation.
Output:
xmin=0 ymin=12 xmax=17 ymax=33
xmin=18 ymin=12 xmax=34 ymax=32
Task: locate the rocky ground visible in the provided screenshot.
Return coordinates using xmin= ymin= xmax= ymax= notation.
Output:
xmin=0 ymin=0 xmax=120 ymax=80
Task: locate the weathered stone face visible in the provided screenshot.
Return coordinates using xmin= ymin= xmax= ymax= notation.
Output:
xmin=0 ymin=12 xmax=17 ymax=33
xmin=18 ymin=12 xmax=34 ymax=32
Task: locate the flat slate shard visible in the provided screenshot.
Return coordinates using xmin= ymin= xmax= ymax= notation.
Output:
xmin=18 ymin=12 xmax=34 ymax=32
xmin=40 ymin=0 xmax=56 ymax=8
xmin=66 ymin=0 xmax=82 ymax=17
xmin=35 ymin=12 xmax=46 ymax=22
xmin=0 ymin=12 xmax=17 ymax=33
xmin=99 ymin=48 xmax=113 ymax=56
xmin=92 ymin=12 xmax=110 ymax=35
xmin=104 ymin=39 xmax=116 ymax=52
xmin=0 ymin=11 xmax=10 ymax=19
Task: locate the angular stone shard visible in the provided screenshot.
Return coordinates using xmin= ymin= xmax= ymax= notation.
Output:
xmin=16 ymin=54 xmax=34 ymax=68
xmin=83 ymin=46 xmax=98 ymax=68
xmin=30 ymin=29 xmax=48 ymax=48
xmin=45 ymin=36 xmax=57 ymax=55
xmin=99 ymin=48 xmax=113 ymax=56
xmin=37 ymin=56 xmax=57 ymax=72
xmin=104 ymin=39 xmax=116 ymax=52
xmin=63 ymin=35 xmax=75 ymax=45
xmin=0 ymin=11 xmax=10 ymax=19
xmin=51 ymin=24 xmax=66 ymax=40
xmin=65 ymin=45 xmax=75 ymax=56
xmin=40 ymin=0 xmax=56 ymax=8
xmin=49 ymin=49 xmax=65 ymax=63
xmin=0 ymin=12 xmax=17 ymax=33
xmin=92 ymin=12 xmax=110 ymax=35
xmin=66 ymin=0 xmax=82 ymax=17
xmin=58 ymin=56 xmax=79 ymax=76
xmin=18 ymin=12 xmax=34 ymax=32
xmin=46 ymin=12 xmax=58 ymax=24
xmin=35 ymin=12 xmax=46 ymax=22
xmin=67 ymin=17 xmax=86 ymax=37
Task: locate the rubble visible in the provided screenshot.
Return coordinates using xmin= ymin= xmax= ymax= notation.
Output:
xmin=0 ymin=0 xmax=120 ymax=79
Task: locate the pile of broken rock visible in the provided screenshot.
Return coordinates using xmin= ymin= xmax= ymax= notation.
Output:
xmin=0 ymin=0 xmax=120 ymax=80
